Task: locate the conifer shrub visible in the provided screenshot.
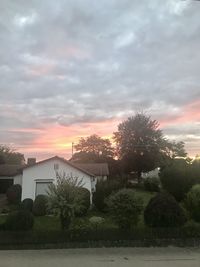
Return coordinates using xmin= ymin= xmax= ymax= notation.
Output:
xmin=21 ymin=198 xmax=33 ymax=212
xmin=33 ymin=195 xmax=48 ymax=216
xmin=144 ymin=193 xmax=186 ymax=227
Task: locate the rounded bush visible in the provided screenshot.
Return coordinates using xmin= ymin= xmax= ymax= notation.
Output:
xmin=185 ymin=184 xmax=200 ymax=222
xmin=33 ymin=195 xmax=47 ymax=216
xmin=143 ymin=177 xmax=160 ymax=192
xmin=93 ymin=180 xmax=122 ymax=212
xmin=182 ymin=220 xmax=200 ymax=238
xmin=107 ymin=189 xmax=143 ymax=229
xmin=5 ymin=210 xmax=34 ymax=231
xmin=21 ymin=198 xmax=33 ymax=212
xmin=74 ymin=188 xmax=90 ymax=217
xmin=144 ymin=193 xmax=186 ymax=227
xmin=160 ymin=162 xmax=194 ymax=201
xmin=6 ymin=184 xmax=22 ymax=204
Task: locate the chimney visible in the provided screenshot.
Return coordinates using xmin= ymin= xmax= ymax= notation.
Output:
xmin=27 ymin=158 xmax=36 ymax=166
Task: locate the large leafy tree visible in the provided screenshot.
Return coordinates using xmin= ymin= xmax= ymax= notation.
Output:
xmin=0 ymin=144 xmax=25 ymax=165
xmin=71 ymin=135 xmax=120 ymax=177
xmin=74 ymin=134 xmax=114 ymax=158
xmin=113 ymin=113 xmax=186 ymax=180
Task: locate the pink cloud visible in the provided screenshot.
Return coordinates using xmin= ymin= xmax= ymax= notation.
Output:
xmin=160 ymin=99 xmax=200 ymax=127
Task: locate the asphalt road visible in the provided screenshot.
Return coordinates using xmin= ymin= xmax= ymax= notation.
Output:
xmin=0 ymin=247 xmax=200 ymax=267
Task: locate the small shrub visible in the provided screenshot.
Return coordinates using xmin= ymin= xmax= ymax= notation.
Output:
xmin=144 ymin=193 xmax=186 ymax=227
xmin=74 ymin=188 xmax=90 ymax=217
xmin=5 ymin=210 xmax=34 ymax=231
xmin=143 ymin=176 xmax=160 ymax=192
xmin=21 ymin=198 xmax=33 ymax=212
xmin=33 ymin=195 xmax=47 ymax=216
xmin=184 ymin=184 xmax=200 ymax=222
xmin=93 ymin=180 xmax=122 ymax=212
xmin=6 ymin=184 xmax=22 ymax=204
xmin=107 ymin=189 xmax=143 ymax=229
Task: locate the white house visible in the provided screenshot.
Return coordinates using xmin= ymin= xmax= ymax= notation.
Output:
xmin=14 ymin=156 xmax=109 ymax=204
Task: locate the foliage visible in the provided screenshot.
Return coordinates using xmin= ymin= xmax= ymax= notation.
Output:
xmin=73 ymin=134 xmax=114 ymax=159
xmin=144 ymin=193 xmax=186 ymax=227
xmin=6 ymin=184 xmax=22 ymax=204
xmin=89 ymin=216 xmax=105 ymax=225
xmin=93 ymin=179 xmax=122 ymax=211
xmin=47 ymin=172 xmax=84 ymax=230
xmin=160 ymin=160 xmax=195 ymax=201
xmin=0 ymin=144 xmax=25 ymax=164
xmin=113 ymin=113 xmax=187 ymax=180
xmin=107 ymin=189 xmax=143 ymax=229
xmin=143 ymin=176 xmax=160 ymax=192
xmin=5 ymin=210 xmax=34 ymax=231
xmin=21 ymin=198 xmax=33 ymax=212
xmin=184 ymin=184 xmax=200 ymax=222
xmin=182 ymin=220 xmax=200 ymax=238
xmin=33 ymin=195 xmax=48 ymax=216
xmin=74 ymin=187 xmax=90 ymax=217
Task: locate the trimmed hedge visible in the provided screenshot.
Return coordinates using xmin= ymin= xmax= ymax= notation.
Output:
xmin=33 ymin=195 xmax=48 ymax=216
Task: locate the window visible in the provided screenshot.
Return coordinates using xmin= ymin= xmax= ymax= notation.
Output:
xmin=35 ymin=181 xmax=52 ymax=196
xmin=54 ymin=163 xmax=59 ymax=170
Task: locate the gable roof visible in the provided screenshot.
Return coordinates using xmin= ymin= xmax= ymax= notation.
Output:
xmin=22 ymin=156 xmax=94 ymax=177
xmin=0 ymin=164 xmax=22 ymax=177
xmin=74 ymin=163 xmax=109 ymax=176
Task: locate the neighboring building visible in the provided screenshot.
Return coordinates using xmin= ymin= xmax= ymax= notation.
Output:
xmin=74 ymin=163 xmax=109 ymax=181
xmin=14 ymin=156 xmax=109 ymax=204
xmin=0 ymin=164 xmax=22 ymax=193
xmin=141 ymin=167 xmax=160 ymax=179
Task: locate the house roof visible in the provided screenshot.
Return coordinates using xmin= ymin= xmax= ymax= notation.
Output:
xmin=0 ymin=164 xmax=22 ymax=177
xmin=74 ymin=163 xmax=109 ymax=176
xmin=22 ymin=156 xmax=95 ymax=177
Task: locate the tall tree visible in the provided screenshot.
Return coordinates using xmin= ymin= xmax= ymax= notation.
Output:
xmin=113 ymin=113 xmax=187 ymax=180
xmin=0 ymin=144 xmax=25 ymax=165
xmin=71 ymin=134 xmax=114 ymax=162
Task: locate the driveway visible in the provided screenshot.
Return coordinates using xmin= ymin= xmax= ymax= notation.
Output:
xmin=0 ymin=247 xmax=200 ymax=267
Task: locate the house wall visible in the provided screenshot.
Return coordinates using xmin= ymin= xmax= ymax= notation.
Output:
xmin=14 ymin=174 xmax=22 ymax=185
xmin=141 ymin=168 xmax=160 ymax=179
xmin=96 ymin=175 xmax=107 ymax=181
xmin=21 ymin=158 xmax=93 ymax=202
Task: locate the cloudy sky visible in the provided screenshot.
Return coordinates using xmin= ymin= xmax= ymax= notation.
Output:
xmin=0 ymin=0 xmax=200 ymax=160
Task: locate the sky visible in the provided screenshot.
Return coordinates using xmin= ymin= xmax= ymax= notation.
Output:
xmin=0 ymin=0 xmax=200 ymax=161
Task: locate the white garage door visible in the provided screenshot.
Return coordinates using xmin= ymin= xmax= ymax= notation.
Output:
xmin=35 ymin=181 xmax=52 ymax=196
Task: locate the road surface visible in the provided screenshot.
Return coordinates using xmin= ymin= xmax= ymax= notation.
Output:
xmin=0 ymin=247 xmax=200 ymax=267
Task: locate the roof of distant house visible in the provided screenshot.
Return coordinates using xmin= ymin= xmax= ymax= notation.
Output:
xmin=0 ymin=164 xmax=22 ymax=177
xmin=74 ymin=163 xmax=109 ymax=176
